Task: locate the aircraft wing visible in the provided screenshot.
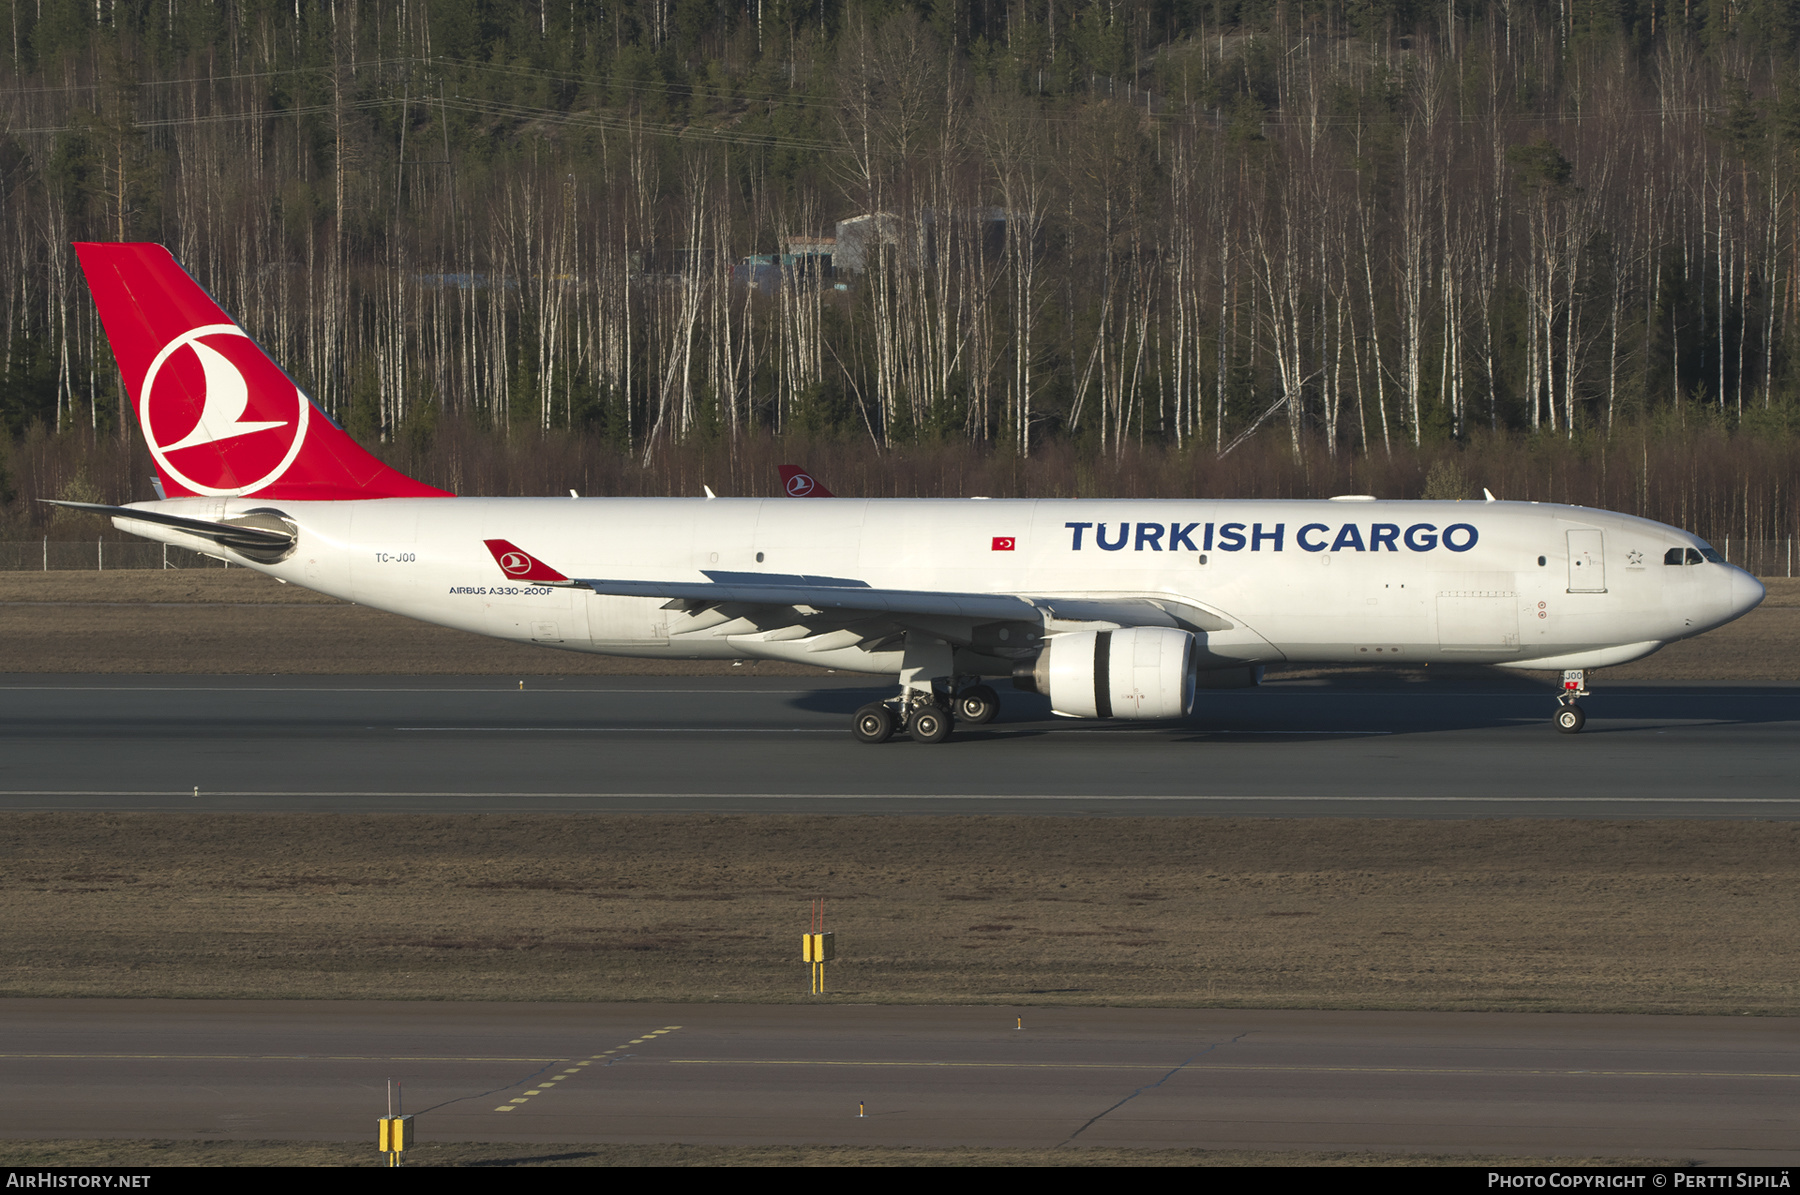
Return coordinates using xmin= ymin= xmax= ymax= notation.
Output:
xmin=573 ymin=571 xmax=1038 ymax=623
xmin=492 ymin=541 xmax=1236 ymax=649
xmin=572 ymin=571 xmax=1238 ymax=644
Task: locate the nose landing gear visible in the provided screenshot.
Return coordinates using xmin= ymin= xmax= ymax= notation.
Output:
xmin=1555 ymin=670 xmax=1589 ymax=734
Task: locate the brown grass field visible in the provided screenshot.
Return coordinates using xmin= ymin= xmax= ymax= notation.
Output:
xmin=2 ymin=813 xmax=1795 ymax=1014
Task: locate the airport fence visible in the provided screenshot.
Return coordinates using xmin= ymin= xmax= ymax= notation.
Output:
xmin=0 ymin=540 xmax=234 ymax=570
xmin=1714 ymin=537 xmax=1794 ymax=577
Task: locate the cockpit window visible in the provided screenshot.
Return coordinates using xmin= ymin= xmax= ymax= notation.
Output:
xmin=1700 ymin=548 xmax=1725 ymax=563
xmin=1664 ymin=548 xmax=1685 ymax=565
xmin=1665 ymin=547 xmax=1710 ymax=565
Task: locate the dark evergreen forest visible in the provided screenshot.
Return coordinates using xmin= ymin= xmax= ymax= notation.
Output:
xmin=1 ymin=1 xmax=1797 ymax=556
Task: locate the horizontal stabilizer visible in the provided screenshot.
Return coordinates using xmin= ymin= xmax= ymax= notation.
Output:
xmin=42 ymin=500 xmax=296 ymax=554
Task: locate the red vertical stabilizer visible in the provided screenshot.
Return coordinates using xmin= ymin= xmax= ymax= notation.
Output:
xmin=778 ymin=465 xmax=834 ymax=498
xmin=74 ymin=242 xmax=451 ymax=500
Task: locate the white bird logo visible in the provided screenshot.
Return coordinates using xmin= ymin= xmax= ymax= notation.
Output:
xmin=161 ymin=338 xmax=287 ymax=450
xmin=140 ymin=323 xmax=312 ymax=497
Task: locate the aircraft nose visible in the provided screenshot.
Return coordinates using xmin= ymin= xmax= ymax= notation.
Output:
xmin=1730 ymin=567 xmax=1766 ymax=619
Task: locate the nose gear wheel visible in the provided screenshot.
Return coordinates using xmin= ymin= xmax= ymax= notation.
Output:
xmin=1553 ymin=669 xmax=1590 ymax=734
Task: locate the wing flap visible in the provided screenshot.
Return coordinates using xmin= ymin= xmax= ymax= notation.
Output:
xmin=1036 ymin=594 xmax=1235 ymax=632
xmin=573 ymin=575 xmax=1039 ymax=623
xmin=571 ymin=569 xmax=1254 ymax=660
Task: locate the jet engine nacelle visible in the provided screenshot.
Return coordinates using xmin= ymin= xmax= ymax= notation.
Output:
xmin=1015 ymin=627 xmax=1198 ymax=720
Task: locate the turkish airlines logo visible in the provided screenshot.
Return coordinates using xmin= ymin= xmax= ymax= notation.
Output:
xmin=992 ymin=536 xmax=1016 ymax=551
xmin=140 ymin=324 xmax=310 ymax=497
xmin=786 ymin=472 xmax=817 ymax=496
xmin=482 ymin=539 xmax=571 ymax=583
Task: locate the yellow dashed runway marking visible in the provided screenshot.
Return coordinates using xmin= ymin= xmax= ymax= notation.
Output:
xmin=492 ymin=1025 xmax=682 ymax=1112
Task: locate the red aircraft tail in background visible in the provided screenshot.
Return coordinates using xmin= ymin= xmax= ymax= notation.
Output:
xmin=74 ymin=242 xmax=450 ymax=501
xmin=778 ymin=465 xmax=834 ymax=498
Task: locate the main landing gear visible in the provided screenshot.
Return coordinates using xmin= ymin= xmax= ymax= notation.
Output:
xmin=850 ymin=695 xmax=944 ymax=744
xmin=851 ymin=682 xmax=999 ymax=745
xmin=954 ymin=685 xmax=1000 ymax=725
xmin=1554 ymin=669 xmax=1589 ymax=734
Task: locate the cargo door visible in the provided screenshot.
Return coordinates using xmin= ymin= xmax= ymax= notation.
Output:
xmin=485 ymin=585 xmax=592 ymax=645
xmin=1435 ymin=573 xmax=1520 ymax=653
xmin=1566 ymin=529 xmax=1607 ymax=593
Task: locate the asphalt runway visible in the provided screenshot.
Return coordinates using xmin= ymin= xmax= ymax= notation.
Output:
xmin=0 ymin=673 xmax=1795 ymax=816
xmin=2 ymin=1000 xmax=1793 ymax=1161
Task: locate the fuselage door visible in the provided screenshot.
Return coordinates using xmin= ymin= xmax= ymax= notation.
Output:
xmin=1436 ymin=573 xmax=1520 ymax=653
xmin=1566 ymin=529 xmax=1607 ymax=593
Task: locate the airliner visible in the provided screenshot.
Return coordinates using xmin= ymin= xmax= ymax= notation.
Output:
xmin=58 ymin=243 xmax=1765 ymax=743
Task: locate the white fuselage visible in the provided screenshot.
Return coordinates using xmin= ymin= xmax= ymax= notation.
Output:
xmin=114 ymin=496 xmax=1765 ymax=676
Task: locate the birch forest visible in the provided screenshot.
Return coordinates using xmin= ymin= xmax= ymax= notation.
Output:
xmin=1 ymin=0 xmax=1798 ymax=553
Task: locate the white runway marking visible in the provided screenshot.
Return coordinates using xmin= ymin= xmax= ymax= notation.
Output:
xmin=388 ymin=726 xmax=1395 ymax=735
xmin=4 ymin=791 xmax=1800 ymax=803
xmin=6 ymin=682 xmax=1789 ymax=698
xmin=394 ymin=727 xmax=842 ymax=733
xmin=0 ymin=685 xmax=828 ymax=694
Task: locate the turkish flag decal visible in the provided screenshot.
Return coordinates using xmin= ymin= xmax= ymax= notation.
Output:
xmin=991 ymin=536 xmax=1016 ymax=551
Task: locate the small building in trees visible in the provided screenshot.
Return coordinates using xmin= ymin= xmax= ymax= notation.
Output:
xmin=833 ymin=213 xmax=901 ymax=274
xmin=731 ymin=236 xmax=838 ymax=293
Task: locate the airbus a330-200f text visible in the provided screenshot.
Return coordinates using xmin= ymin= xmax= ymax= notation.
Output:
xmin=58 ymin=243 xmax=1765 ymax=743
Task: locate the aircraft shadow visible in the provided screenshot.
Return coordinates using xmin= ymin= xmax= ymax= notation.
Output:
xmin=784 ymin=671 xmax=1800 ymax=737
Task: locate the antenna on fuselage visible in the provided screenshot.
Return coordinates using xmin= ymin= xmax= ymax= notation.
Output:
xmin=1483 ymin=488 xmax=1498 ymax=502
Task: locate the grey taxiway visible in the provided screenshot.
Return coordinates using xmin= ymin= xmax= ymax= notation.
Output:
xmin=2 ymin=1001 xmax=1794 ymax=1162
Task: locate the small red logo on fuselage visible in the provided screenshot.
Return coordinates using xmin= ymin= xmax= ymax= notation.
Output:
xmin=482 ymin=540 xmax=570 ymax=583
xmin=992 ymin=537 xmax=1016 ymax=551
